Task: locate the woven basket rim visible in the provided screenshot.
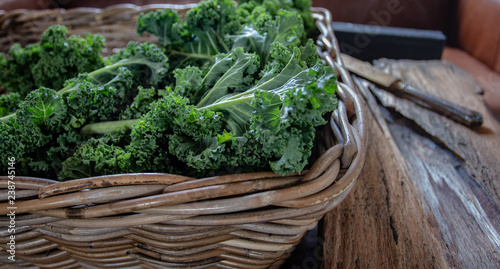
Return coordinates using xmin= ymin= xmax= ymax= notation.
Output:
xmin=0 ymin=3 xmax=198 ymax=21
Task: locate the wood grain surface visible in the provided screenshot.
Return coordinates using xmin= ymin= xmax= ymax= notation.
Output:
xmin=321 ymin=59 xmax=500 ymax=268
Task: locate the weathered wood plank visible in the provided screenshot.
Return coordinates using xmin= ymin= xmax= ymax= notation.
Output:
xmin=322 ymin=60 xmax=500 ymax=268
xmin=387 ymin=114 xmax=500 ymax=268
xmin=373 ymin=59 xmax=500 ymax=207
xmin=321 ymin=100 xmax=445 ymax=268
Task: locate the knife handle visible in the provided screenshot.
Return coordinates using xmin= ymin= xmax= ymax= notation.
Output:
xmin=392 ymin=81 xmax=484 ymax=127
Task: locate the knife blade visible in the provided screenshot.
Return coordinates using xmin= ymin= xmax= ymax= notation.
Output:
xmin=341 ymin=53 xmax=484 ymax=127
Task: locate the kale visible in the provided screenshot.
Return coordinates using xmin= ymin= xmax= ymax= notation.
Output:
xmin=137 ymin=0 xmax=244 ymax=69
xmin=238 ymin=0 xmax=316 ymax=38
xmin=69 ymin=41 xmax=336 ymax=178
xmin=0 ymin=0 xmax=338 ymax=180
xmin=0 ymin=93 xmax=21 ymax=117
xmin=0 ymin=25 xmax=105 ymax=97
xmin=0 ymin=42 xmax=169 ymax=179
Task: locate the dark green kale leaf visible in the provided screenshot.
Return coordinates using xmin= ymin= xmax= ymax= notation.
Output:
xmin=181 ymin=0 xmax=242 ymax=54
xmin=0 ymin=43 xmax=39 ymax=97
xmin=17 ymin=87 xmax=67 ymax=133
xmin=64 ymin=90 xmax=224 ymax=179
xmin=75 ymin=43 xmax=336 ymax=177
xmin=0 ymin=25 xmax=105 ymax=97
xmin=59 ymin=134 xmax=131 ymax=180
xmin=196 ymin=47 xmax=260 ymax=107
xmin=172 ymin=66 xmax=204 ymax=103
xmin=119 ymin=86 xmax=166 ymax=120
xmin=65 ymin=81 xmax=123 ymax=127
xmin=197 ymin=44 xmax=337 ymax=175
xmin=0 ymin=93 xmax=21 ymax=117
xmin=136 ymin=9 xmax=181 ymax=48
xmin=0 ymin=121 xmax=52 ymax=176
xmin=128 ymin=90 xmax=223 ymax=173
xmin=2 ymin=0 xmax=335 ymax=180
xmin=238 ymin=0 xmax=316 ymax=38
xmin=232 ymin=9 xmax=305 ymax=66
xmin=249 ymin=64 xmax=337 ymax=174
xmin=99 ymin=42 xmax=169 ymax=88
xmin=27 ymin=129 xmax=83 ymax=178
xmin=136 ymin=0 xmax=244 ymax=70
xmin=0 ymin=42 xmax=170 ymax=179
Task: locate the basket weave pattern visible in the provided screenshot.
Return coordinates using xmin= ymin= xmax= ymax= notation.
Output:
xmin=0 ymin=5 xmax=366 ymax=269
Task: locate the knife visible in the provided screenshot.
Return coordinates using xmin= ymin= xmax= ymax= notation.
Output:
xmin=341 ymin=53 xmax=484 ymax=127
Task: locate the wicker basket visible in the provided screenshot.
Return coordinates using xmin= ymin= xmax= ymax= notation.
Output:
xmin=0 ymin=4 xmax=367 ymax=269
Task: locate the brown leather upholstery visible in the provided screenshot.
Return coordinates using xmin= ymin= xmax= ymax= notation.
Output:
xmin=0 ymin=0 xmax=48 ymax=10
xmin=443 ymin=47 xmax=500 ymax=117
xmin=312 ymin=0 xmax=453 ymax=33
xmin=456 ymin=0 xmax=500 ymax=73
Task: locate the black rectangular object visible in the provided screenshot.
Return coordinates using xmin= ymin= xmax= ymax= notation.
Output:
xmin=331 ymin=22 xmax=446 ymax=62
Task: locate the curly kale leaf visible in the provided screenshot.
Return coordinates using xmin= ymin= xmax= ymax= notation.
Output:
xmin=66 ymin=90 xmax=226 ymax=179
xmin=99 ymin=42 xmax=169 ymax=88
xmin=0 ymin=44 xmax=39 ymax=97
xmin=232 ymin=9 xmax=305 ymax=66
xmin=169 ymin=47 xmax=261 ymax=135
xmin=27 ymin=129 xmax=83 ymax=178
xmin=203 ymin=43 xmax=313 ymax=134
xmin=173 ymin=47 xmax=260 ymax=107
xmin=136 ymin=9 xmax=181 ymax=48
xmin=136 ymin=0 xmax=244 ymax=69
xmin=256 ymin=42 xmax=312 ymax=89
xmin=0 ymin=114 xmax=52 ymax=176
xmin=0 ymin=87 xmax=83 ymax=178
xmin=128 ymin=90 xmax=222 ymax=148
xmin=156 ymin=92 xmax=226 ymax=175
xmin=54 ymin=42 xmax=170 ymax=125
xmin=181 ymin=0 xmax=242 ymax=54
xmin=249 ymin=64 xmax=337 ymax=174
xmin=119 ymin=86 xmax=166 ymax=120
xmin=0 ymin=25 xmax=105 ymax=97
xmin=16 ymin=87 xmax=67 ymax=133
xmin=32 ymin=26 xmax=105 ymax=92
xmin=64 ymin=81 xmax=124 ymax=127
xmin=124 ymin=91 xmax=223 ymax=176
xmin=196 ymin=47 xmax=260 ymax=107
xmin=73 ymin=43 xmax=336 ymax=177
xmin=59 ymin=135 xmax=132 ymax=180
xmin=22 ymin=87 xmax=63 ymax=126
xmin=299 ymin=39 xmax=321 ymax=67
xmin=198 ymin=45 xmax=337 ymax=175
xmin=0 ymin=93 xmax=21 ymax=117
xmin=172 ymin=66 xmax=204 ymax=103
xmin=238 ymin=0 xmax=316 ymax=38
xmin=168 ymin=133 xmax=227 ymax=175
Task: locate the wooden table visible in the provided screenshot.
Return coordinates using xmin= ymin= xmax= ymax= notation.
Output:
xmin=320 ymin=59 xmax=500 ymax=268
